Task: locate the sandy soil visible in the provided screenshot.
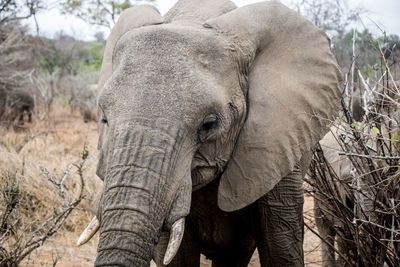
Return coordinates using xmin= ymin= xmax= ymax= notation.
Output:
xmin=0 ymin=107 xmax=324 ymax=266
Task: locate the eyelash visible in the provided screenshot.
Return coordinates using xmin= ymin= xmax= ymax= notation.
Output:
xmin=198 ymin=114 xmax=220 ymax=142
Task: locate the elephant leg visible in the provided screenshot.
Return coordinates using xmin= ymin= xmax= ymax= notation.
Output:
xmin=18 ymin=112 xmax=24 ymax=125
xmin=210 ymin=244 xmax=256 ymax=267
xmin=314 ymin=203 xmax=336 ymax=267
xmin=154 ymin=229 xmax=200 ymax=267
xmin=10 ymin=111 xmax=18 ymax=125
xmin=336 ymin=234 xmax=356 ymax=267
xmin=336 ymin=237 xmax=347 ymax=267
xmin=255 ymin=157 xmax=310 ymax=267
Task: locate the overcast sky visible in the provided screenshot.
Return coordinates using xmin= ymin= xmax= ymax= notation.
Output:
xmin=27 ymin=0 xmax=400 ymax=40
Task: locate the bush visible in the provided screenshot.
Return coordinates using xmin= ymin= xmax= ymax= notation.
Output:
xmin=0 ymin=148 xmax=89 ymax=266
xmin=308 ymin=30 xmax=400 ymax=266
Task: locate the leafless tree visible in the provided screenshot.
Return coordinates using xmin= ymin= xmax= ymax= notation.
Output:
xmin=0 ymin=0 xmax=50 ymax=35
xmin=290 ymin=0 xmax=365 ymax=35
xmin=62 ymin=0 xmax=155 ymax=28
xmin=0 ymin=27 xmax=30 ymax=90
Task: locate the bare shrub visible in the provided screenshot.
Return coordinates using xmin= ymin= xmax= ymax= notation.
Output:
xmin=0 ymin=24 xmax=41 ymax=128
xmin=308 ymin=30 xmax=400 ymax=266
xmin=36 ymin=34 xmax=100 ymax=123
xmin=0 ymin=147 xmax=89 ymax=266
xmin=291 ymin=0 xmax=365 ymax=35
xmin=0 ymin=27 xmax=28 ymax=91
xmin=63 ymin=74 xmax=98 ymax=123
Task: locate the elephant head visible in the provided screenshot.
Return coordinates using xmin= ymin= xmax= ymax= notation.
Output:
xmin=0 ymin=88 xmax=34 ymax=127
xmin=78 ymin=1 xmax=342 ymax=266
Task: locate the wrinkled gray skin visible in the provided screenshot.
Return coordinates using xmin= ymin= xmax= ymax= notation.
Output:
xmin=0 ymin=87 xmax=34 ymax=127
xmin=93 ymin=1 xmax=342 ymax=266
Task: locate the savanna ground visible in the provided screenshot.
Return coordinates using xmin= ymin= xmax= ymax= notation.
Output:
xmin=0 ymin=105 xmax=324 ymax=267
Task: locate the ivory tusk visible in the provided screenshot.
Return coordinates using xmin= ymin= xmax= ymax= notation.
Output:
xmin=77 ymin=216 xmax=100 ymax=246
xmin=163 ymin=218 xmax=185 ymax=265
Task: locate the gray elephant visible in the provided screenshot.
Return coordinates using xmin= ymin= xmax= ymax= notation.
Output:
xmin=77 ymin=1 xmax=342 ymax=266
xmin=313 ymin=128 xmax=357 ymax=267
xmin=0 ymin=87 xmax=34 ymax=127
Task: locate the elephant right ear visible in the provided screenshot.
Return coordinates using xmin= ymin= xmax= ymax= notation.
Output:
xmin=98 ymin=5 xmax=164 ymax=89
xmin=96 ymin=5 xmax=163 ymax=181
xmin=205 ymin=1 xmax=342 ymax=212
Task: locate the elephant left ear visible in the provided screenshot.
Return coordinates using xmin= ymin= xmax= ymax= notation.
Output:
xmin=204 ymin=1 xmax=342 ymax=212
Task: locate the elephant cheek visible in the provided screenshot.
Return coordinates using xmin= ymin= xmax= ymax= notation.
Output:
xmin=192 ymin=166 xmax=218 ymax=191
xmin=95 ymin=154 xmax=107 ymax=181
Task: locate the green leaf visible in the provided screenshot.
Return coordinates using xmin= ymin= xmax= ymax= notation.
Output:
xmin=371 ymin=127 xmax=380 ymax=135
xmin=351 ymin=122 xmax=362 ymax=129
xmin=398 ymin=130 xmax=400 ymax=144
xmin=390 ymin=131 xmax=398 ymax=144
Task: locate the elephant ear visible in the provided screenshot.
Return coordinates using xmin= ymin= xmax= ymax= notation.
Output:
xmin=96 ymin=5 xmax=163 ymax=181
xmin=205 ymin=1 xmax=342 ymax=212
xmin=98 ymin=5 xmax=163 ymax=89
xmin=165 ymin=0 xmax=236 ymax=25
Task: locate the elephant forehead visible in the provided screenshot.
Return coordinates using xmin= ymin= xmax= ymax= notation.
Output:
xmin=100 ymin=25 xmax=238 ymax=120
xmin=114 ymin=24 xmax=233 ymax=69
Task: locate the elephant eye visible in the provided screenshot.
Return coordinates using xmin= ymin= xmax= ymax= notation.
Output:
xmin=100 ymin=113 xmax=108 ymax=125
xmin=101 ymin=118 xmax=108 ymax=124
xmin=98 ymin=105 xmax=108 ymax=125
xmin=198 ymin=114 xmax=219 ymax=142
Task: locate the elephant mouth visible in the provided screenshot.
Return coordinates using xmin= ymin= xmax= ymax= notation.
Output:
xmin=77 ymin=216 xmax=186 ymax=265
xmin=192 ymin=166 xmax=218 ymax=190
xmin=191 ymin=154 xmax=222 ymax=190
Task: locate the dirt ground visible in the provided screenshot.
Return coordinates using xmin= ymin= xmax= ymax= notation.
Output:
xmin=0 ymin=107 xmax=324 ymax=266
xmin=21 ymin=195 xmax=323 ymax=267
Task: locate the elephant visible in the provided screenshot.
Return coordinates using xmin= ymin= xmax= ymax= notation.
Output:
xmin=313 ymin=127 xmax=357 ymax=267
xmin=77 ymin=1 xmax=342 ymax=266
xmin=0 ymin=87 xmax=34 ymax=127
xmin=80 ymin=104 xmax=97 ymax=123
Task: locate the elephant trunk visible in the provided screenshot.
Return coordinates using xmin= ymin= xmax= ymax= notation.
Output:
xmin=94 ymin=122 xmax=192 ymax=266
xmin=95 ymin=183 xmax=159 ymax=266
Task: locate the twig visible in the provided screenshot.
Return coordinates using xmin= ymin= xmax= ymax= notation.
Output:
xmin=339 ymin=152 xmax=400 ymax=160
xmin=353 ymin=219 xmax=400 ymax=235
xmin=304 ymin=221 xmax=353 ymax=266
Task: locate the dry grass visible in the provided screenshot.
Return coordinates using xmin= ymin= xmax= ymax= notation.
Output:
xmin=0 ymin=105 xmax=102 ymax=266
xmin=0 ymin=106 xmax=100 ymax=211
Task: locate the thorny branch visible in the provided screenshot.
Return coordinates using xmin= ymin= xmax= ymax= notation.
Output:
xmin=306 ymin=19 xmax=400 ymax=265
xmin=0 ymin=146 xmax=88 ymax=265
